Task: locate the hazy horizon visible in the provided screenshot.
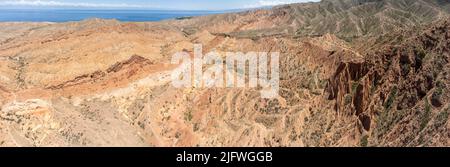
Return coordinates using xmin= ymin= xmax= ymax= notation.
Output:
xmin=0 ymin=0 xmax=321 ymax=10
xmin=0 ymin=0 xmax=322 ymax=22
xmin=0 ymin=8 xmax=230 ymax=22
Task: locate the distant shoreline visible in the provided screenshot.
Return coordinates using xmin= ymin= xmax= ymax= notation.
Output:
xmin=0 ymin=8 xmax=241 ymax=22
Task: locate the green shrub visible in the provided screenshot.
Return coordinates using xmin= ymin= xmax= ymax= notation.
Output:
xmin=435 ymin=81 xmax=444 ymax=96
xmin=360 ymin=135 xmax=369 ymax=147
xmin=193 ymin=123 xmax=200 ymax=132
xmin=384 ymin=86 xmax=398 ymax=110
xmin=376 ymin=109 xmax=408 ymax=138
xmin=420 ymin=101 xmax=431 ymax=131
xmin=351 ymin=82 xmax=359 ymax=95
xmin=344 ymin=94 xmax=353 ymax=105
xmin=434 ymin=109 xmax=449 ymax=128
xmin=431 ymin=83 xmax=444 ymax=107
xmin=416 ymin=47 xmax=427 ymax=60
xmin=184 ymin=109 xmax=193 ymax=122
xmin=370 ymin=79 xmax=378 ymax=95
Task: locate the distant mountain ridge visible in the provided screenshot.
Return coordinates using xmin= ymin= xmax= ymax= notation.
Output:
xmin=189 ymin=0 xmax=449 ymax=40
xmin=275 ymin=0 xmax=450 ymax=38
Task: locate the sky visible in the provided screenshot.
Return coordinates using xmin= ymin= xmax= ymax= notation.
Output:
xmin=0 ymin=0 xmax=320 ymax=10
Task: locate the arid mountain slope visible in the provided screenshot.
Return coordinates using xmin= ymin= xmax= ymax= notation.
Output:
xmin=169 ymin=0 xmax=450 ymax=41
xmin=308 ymin=19 xmax=450 ymax=146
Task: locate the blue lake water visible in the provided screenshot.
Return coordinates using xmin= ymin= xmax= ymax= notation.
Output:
xmin=0 ymin=9 xmax=227 ymax=22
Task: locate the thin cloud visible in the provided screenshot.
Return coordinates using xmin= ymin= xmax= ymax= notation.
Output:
xmin=245 ymin=0 xmax=319 ymax=9
xmin=0 ymin=0 xmax=154 ymax=8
